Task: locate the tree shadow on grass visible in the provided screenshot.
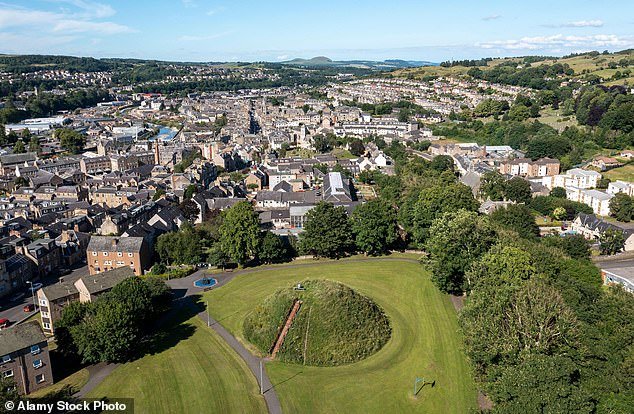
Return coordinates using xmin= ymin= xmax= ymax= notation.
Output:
xmin=135 ymin=296 xmax=202 ymax=359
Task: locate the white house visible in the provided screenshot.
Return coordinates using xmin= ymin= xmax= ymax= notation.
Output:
xmin=542 ymin=168 xmax=601 ymax=190
xmin=607 ymin=180 xmax=634 ymax=197
xmin=581 ymin=189 xmax=614 ymax=216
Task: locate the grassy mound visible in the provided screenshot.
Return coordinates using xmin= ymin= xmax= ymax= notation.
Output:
xmin=244 ymin=280 xmax=391 ymax=366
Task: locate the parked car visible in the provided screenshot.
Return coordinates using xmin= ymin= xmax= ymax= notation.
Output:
xmin=0 ymin=318 xmax=10 ymax=329
xmin=23 ymin=304 xmax=35 ymax=313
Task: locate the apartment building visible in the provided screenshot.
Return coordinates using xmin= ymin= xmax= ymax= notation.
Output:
xmin=541 ymin=168 xmax=601 ymax=190
xmin=567 ymin=188 xmax=614 ymax=216
xmin=86 ymin=236 xmax=149 ymax=276
xmin=37 ymin=267 xmax=134 ymax=334
xmin=607 ymin=180 xmax=634 ymax=197
xmin=499 ymin=157 xmax=560 ymax=178
xmin=0 ymin=322 xmax=53 ymax=394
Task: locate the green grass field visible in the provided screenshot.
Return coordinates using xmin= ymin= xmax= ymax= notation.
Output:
xmin=29 ymin=368 xmax=89 ymax=398
xmin=204 ymin=260 xmax=477 ymax=413
xmin=87 ymin=314 xmax=266 ymax=414
xmin=604 ymin=163 xmax=634 ymax=182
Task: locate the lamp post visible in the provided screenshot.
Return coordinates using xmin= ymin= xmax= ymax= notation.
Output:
xmin=25 ymin=281 xmax=37 ymax=312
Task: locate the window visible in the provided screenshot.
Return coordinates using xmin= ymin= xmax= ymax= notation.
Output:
xmin=103 ymin=252 xmax=108 ymax=256
xmin=1 ymin=355 xmax=10 ymax=363
xmin=39 ymin=299 xmax=47 ymax=306
xmin=35 ymin=374 xmax=45 ymax=384
xmin=128 ymin=253 xmax=134 ymax=257
xmin=117 ymin=252 xmax=122 ymax=257
xmin=33 ymin=359 xmax=42 ymax=369
xmin=117 ymin=261 xmax=124 ymax=266
xmin=30 ymin=345 xmax=40 ymax=355
xmin=43 ymin=323 xmax=51 ymax=330
xmin=2 ymin=370 xmax=13 ymax=378
xmin=92 ymin=251 xmax=97 ymax=256
xmin=41 ymin=311 xmax=49 ymax=318
xmin=104 ymin=260 xmax=112 ymax=266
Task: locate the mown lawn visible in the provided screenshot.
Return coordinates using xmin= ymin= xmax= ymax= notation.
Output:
xmin=87 ymin=313 xmax=266 ymax=414
xmin=204 ymin=259 xmax=477 ymax=413
xmin=29 ymin=368 xmax=89 ymax=398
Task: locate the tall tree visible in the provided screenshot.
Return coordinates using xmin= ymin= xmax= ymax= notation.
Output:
xmin=490 ymin=204 xmax=540 ymax=239
xmin=480 ymin=170 xmax=507 ymax=201
xmin=300 ymin=202 xmax=354 ymax=258
xmin=219 ymin=201 xmax=261 ymax=266
xmin=351 ymin=199 xmax=398 ymax=255
xmin=55 ymin=128 xmax=86 ymax=154
xmin=13 ymin=140 xmax=25 ymax=154
xmin=412 ymin=183 xmax=478 ymax=245
xmin=504 ymin=176 xmax=533 ymax=204
xmin=257 ymin=231 xmax=289 ymax=264
xmin=600 ymin=228 xmax=625 ymax=255
xmin=71 ymin=300 xmax=140 ymax=363
xmin=426 ymin=210 xmax=496 ymax=293
xmin=609 ymin=193 xmax=634 ymax=222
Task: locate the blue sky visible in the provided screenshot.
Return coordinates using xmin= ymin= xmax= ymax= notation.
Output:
xmin=0 ymin=0 xmax=633 ymax=62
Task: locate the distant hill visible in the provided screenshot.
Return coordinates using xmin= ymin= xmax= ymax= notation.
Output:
xmin=281 ymin=56 xmax=437 ymax=70
xmin=392 ymin=49 xmax=634 ymax=86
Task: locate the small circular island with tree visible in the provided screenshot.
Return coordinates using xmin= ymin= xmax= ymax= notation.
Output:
xmin=244 ymin=280 xmax=391 ymax=366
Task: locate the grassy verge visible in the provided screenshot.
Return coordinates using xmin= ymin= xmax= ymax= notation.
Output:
xmin=204 ymin=259 xmax=477 ymax=413
xmin=87 ymin=311 xmax=266 ymax=414
xmin=28 ymin=368 xmax=89 ymax=398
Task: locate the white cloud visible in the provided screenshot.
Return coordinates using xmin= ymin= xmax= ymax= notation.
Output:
xmin=0 ymin=3 xmax=134 ymax=37
xmin=543 ymin=20 xmax=604 ymax=28
xmin=49 ymin=0 xmax=116 ymax=18
xmin=181 ymin=0 xmax=196 ymax=8
xmin=482 ymin=14 xmax=501 ymax=21
xmin=53 ymin=20 xmax=135 ymax=34
xmin=563 ymin=20 xmax=604 ymax=28
xmin=478 ymin=34 xmax=631 ymax=50
xmin=276 ymin=55 xmax=289 ymax=60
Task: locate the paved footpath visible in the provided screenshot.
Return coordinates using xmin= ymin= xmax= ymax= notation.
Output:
xmin=77 ymin=257 xmax=421 ymax=413
xmin=192 ymin=301 xmax=282 ymax=414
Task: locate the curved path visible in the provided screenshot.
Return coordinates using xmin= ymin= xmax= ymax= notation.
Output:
xmin=168 ymin=257 xmax=422 ymax=414
xmin=77 ymin=257 xmax=422 ymax=413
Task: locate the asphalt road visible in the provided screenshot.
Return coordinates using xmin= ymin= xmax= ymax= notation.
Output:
xmin=597 ymin=256 xmax=634 ymax=270
xmin=0 ymin=265 xmax=89 ymax=327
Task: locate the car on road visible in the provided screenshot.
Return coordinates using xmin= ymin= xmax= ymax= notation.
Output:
xmin=0 ymin=318 xmax=10 ymax=329
xmin=23 ymin=304 xmax=35 ymax=313
xmin=28 ymin=282 xmax=43 ymax=292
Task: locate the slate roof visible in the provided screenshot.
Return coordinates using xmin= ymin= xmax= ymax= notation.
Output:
xmin=576 ymin=213 xmax=634 ymax=237
xmin=78 ymin=267 xmax=134 ymax=294
xmin=0 ymin=322 xmax=47 ymax=356
xmin=40 ymin=274 xmax=81 ymax=301
xmin=87 ymin=236 xmax=144 ymax=253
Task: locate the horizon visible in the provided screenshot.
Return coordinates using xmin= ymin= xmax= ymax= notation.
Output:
xmin=0 ymin=1 xmax=633 ymax=62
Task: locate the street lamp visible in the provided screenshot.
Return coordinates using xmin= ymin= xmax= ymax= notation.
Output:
xmin=25 ymin=281 xmax=37 ymax=312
